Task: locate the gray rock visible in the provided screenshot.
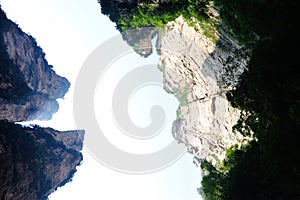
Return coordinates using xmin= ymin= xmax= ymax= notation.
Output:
xmin=158 ymin=16 xmax=252 ymax=165
xmin=0 ymin=9 xmax=70 ymax=122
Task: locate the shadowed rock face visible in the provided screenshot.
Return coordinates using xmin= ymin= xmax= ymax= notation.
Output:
xmin=0 ymin=8 xmax=70 ymax=122
xmin=0 ymin=121 xmax=84 ymax=200
xmin=121 ymin=27 xmax=158 ymax=57
xmin=0 ymin=7 xmax=84 ymax=200
xmin=99 ymin=0 xmax=167 ymax=57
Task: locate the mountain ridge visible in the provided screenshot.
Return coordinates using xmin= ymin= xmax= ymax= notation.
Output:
xmin=0 ymin=6 xmax=84 ymax=200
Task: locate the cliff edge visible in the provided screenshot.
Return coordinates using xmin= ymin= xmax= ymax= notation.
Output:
xmin=158 ymin=16 xmax=252 ymax=166
xmin=0 ymin=7 xmax=84 ymax=200
xmin=0 ymin=121 xmax=84 ymax=200
xmin=0 ymin=8 xmax=70 ymax=122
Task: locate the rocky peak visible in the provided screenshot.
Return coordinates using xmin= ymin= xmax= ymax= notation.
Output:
xmin=43 ymin=128 xmax=84 ymax=152
xmin=0 ymin=121 xmax=84 ymax=200
xmin=0 ymin=8 xmax=70 ymax=122
xmin=0 ymin=7 xmax=84 ymax=200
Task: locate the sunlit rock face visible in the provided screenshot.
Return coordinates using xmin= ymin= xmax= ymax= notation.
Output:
xmin=0 ymin=8 xmax=70 ymax=122
xmin=0 ymin=121 xmax=84 ymax=200
xmin=98 ymin=0 xmax=252 ymax=166
xmin=158 ymin=16 xmax=251 ymax=166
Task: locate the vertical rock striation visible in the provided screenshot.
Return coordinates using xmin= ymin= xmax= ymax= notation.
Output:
xmin=98 ymin=0 xmax=252 ymax=166
xmin=0 ymin=8 xmax=70 ymax=122
xmin=158 ymin=16 xmax=251 ymax=166
xmin=0 ymin=7 xmax=84 ymax=200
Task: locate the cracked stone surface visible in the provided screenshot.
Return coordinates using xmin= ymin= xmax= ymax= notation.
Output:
xmin=158 ymin=16 xmax=251 ymax=165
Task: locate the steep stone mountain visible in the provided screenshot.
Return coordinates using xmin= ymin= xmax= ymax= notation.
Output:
xmin=0 ymin=121 xmax=84 ymax=200
xmin=99 ymin=0 xmax=252 ymax=166
xmin=0 ymin=8 xmax=70 ymax=122
xmin=100 ymin=1 xmax=300 ymax=199
xmin=0 ymin=7 xmax=84 ymax=200
xmin=158 ymin=16 xmax=252 ymax=166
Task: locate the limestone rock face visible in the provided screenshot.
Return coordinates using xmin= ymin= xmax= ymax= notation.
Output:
xmin=98 ymin=0 xmax=253 ymax=166
xmin=158 ymin=16 xmax=250 ymax=165
xmin=0 ymin=121 xmax=84 ymax=200
xmin=0 ymin=8 xmax=70 ymax=122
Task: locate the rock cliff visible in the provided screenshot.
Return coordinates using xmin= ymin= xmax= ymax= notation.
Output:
xmin=0 ymin=8 xmax=70 ymax=122
xmin=99 ymin=0 xmax=253 ymax=165
xmin=158 ymin=16 xmax=252 ymax=166
xmin=0 ymin=7 xmax=84 ymax=200
xmin=0 ymin=121 xmax=84 ymax=200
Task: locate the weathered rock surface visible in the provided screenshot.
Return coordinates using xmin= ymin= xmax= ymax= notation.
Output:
xmin=98 ymin=0 xmax=252 ymax=166
xmin=158 ymin=16 xmax=251 ymax=165
xmin=0 ymin=8 xmax=70 ymax=122
xmin=0 ymin=8 xmax=84 ymax=200
xmin=121 ymin=27 xmax=158 ymax=57
xmin=0 ymin=121 xmax=84 ymax=200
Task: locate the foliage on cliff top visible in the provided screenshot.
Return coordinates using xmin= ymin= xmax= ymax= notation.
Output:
xmin=214 ymin=0 xmax=300 ymax=46
xmin=98 ymin=1 xmax=300 ymax=199
xmin=117 ymin=0 xmax=210 ymax=28
xmin=100 ymin=0 xmax=219 ymax=42
xmin=201 ymin=0 xmax=300 ymax=199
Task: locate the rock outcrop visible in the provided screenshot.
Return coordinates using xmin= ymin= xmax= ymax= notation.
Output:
xmin=158 ymin=16 xmax=251 ymax=165
xmin=0 ymin=121 xmax=84 ymax=200
xmin=99 ymin=0 xmax=165 ymax=57
xmin=0 ymin=7 xmax=84 ymax=200
xmin=0 ymin=8 xmax=70 ymax=122
xmin=98 ymin=0 xmax=252 ymax=165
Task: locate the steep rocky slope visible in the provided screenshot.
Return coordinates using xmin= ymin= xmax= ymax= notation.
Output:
xmin=99 ymin=0 xmax=252 ymax=166
xmin=0 ymin=7 xmax=84 ymax=200
xmin=158 ymin=16 xmax=252 ymax=165
xmin=0 ymin=8 xmax=70 ymax=122
xmin=99 ymin=1 xmax=300 ymax=199
xmin=0 ymin=121 xmax=84 ymax=200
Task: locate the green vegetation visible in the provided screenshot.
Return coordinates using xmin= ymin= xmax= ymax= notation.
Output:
xmin=98 ymin=1 xmax=300 ymax=199
xmin=201 ymin=0 xmax=300 ymax=199
xmin=119 ymin=0 xmax=219 ymax=41
xmin=173 ymin=84 xmax=190 ymax=106
xmin=100 ymin=0 xmax=219 ymax=42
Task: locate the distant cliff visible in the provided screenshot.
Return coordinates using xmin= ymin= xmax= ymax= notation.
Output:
xmin=0 ymin=8 xmax=70 ymax=122
xmin=0 ymin=121 xmax=84 ymax=200
xmin=0 ymin=7 xmax=84 ymax=200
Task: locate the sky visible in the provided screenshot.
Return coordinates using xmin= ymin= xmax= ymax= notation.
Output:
xmin=0 ymin=0 xmax=202 ymax=199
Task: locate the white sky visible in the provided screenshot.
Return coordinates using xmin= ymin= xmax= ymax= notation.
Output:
xmin=0 ymin=0 xmax=203 ymax=199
